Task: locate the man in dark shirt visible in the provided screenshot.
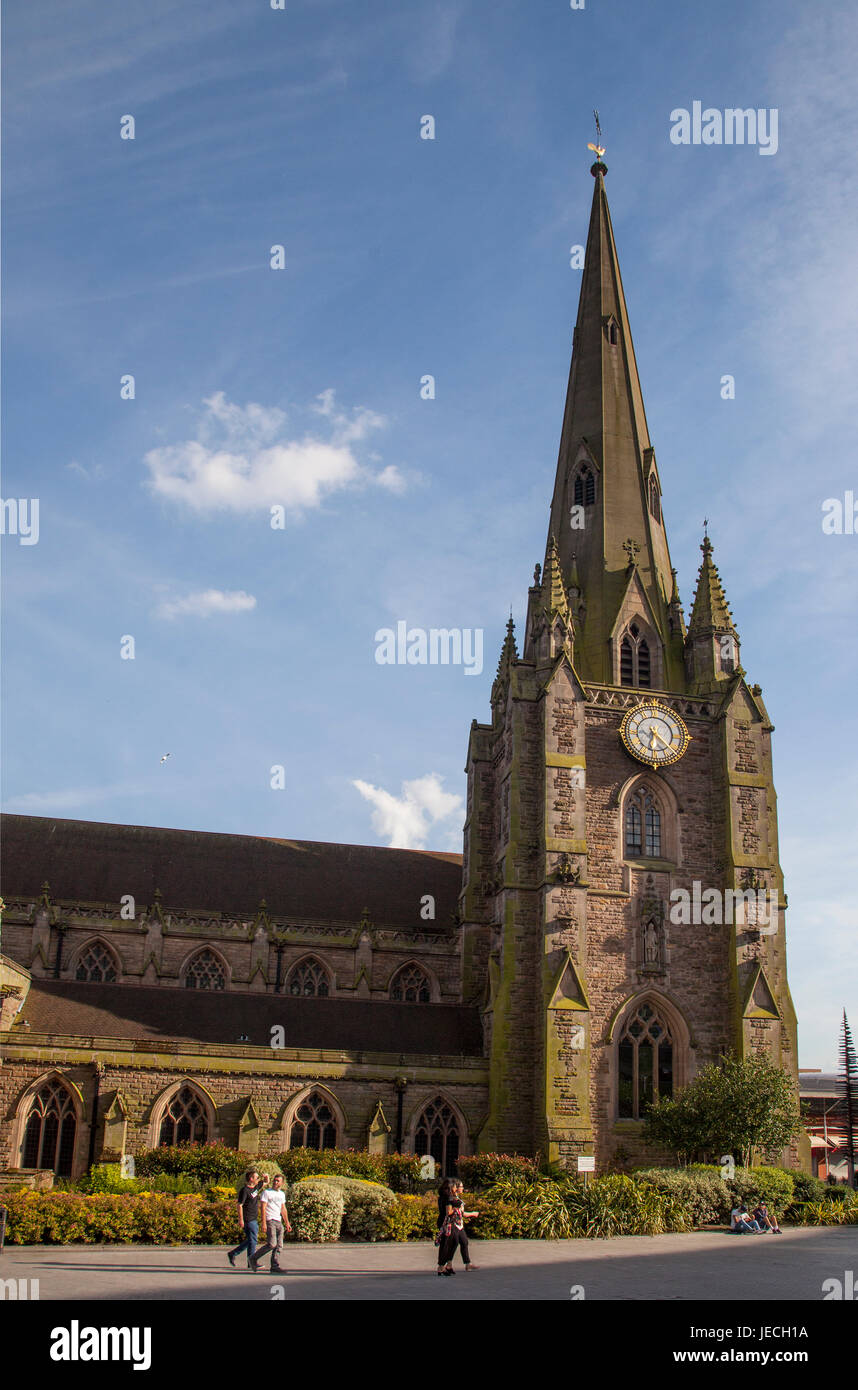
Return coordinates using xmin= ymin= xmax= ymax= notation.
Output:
xmin=227 ymin=1168 xmax=261 ymax=1269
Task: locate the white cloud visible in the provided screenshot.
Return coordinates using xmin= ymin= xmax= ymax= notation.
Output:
xmin=352 ymin=772 xmax=463 ymax=849
xmin=144 ymin=391 xmax=403 ymax=515
xmin=156 ymin=589 xmax=257 ymax=620
xmin=4 ymin=781 xmax=148 ymax=812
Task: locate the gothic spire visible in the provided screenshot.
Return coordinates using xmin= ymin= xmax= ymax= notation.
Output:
xmin=687 ymin=535 xmax=736 ymax=636
xmin=541 ymin=535 xmax=570 ymax=620
xmin=547 ymin=160 xmax=679 ymax=685
xmin=685 ymin=533 xmax=741 ymax=690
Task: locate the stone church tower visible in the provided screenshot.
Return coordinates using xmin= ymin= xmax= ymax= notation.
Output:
xmin=459 ymin=159 xmax=802 ymax=1168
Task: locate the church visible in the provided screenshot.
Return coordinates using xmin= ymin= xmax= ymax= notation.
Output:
xmin=0 ymin=157 xmax=804 ymax=1181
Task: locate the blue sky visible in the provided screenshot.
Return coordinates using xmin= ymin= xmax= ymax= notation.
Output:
xmin=2 ymin=0 xmax=856 ymax=1067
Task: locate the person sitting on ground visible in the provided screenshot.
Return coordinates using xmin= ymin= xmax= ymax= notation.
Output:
xmin=730 ymin=1202 xmax=762 ymax=1233
xmin=752 ymin=1201 xmax=781 ymax=1233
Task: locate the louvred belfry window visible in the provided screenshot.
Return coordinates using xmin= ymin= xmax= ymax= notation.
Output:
xmin=414 ymin=1097 xmax=460 ymax=1177
xmin=573 ymin=467 xmax=596 ymax=507
xmin=648 ymin=475 xmax=661 ymax=523
xmin=619 ymin=622 xmax=652 ymax=688
xmin=158 ymin=1086 xmax=209 ymax=1146
xmin=289 ymin=1091 xmax=338 ymax=1150
xmin=617 ymin=1003 xmax=673 ymax=1119
xmin=22 ymin=1079 xmax=77 ymax=1176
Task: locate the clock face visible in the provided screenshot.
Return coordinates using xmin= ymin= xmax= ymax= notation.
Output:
xmin=619 ymin=701 xmax=690 ymax=768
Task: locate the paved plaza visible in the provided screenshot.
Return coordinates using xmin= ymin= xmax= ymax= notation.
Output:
xmin=1 ymin=1226 xmax=854 ymax=1301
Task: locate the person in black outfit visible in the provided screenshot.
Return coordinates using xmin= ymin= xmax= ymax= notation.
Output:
xmin=440 ymin=1180 xmax=479 ymax=1275
xmin=227 ymin=1168 xmax=262 ymax=1269
xmin=436 ymin=1178 xmax=453 ymax=1274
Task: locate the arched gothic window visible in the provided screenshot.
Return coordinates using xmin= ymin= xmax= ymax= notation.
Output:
xmin=391 ymin=964 xmax=431 ymax=1003
xmin=289 ymin=1090 xmax=338 ymax=1150
xmin=619 ymin=622 xmax=652 ymax=688
xmin=573 ymin=467 xmax=596 ymax=507
xmin=183 ymin=949 xmax=226 ymax=991
xmin=158 ymin=1085 xmax=210 ymax=1146
xmin=287 ymin=957 xmax=330 ymax=997
xmin=617 ymin=1001 xmax=673 ymax=1118
xmin=648 ymin=475 xmax=661 ymax=523
xmin=624 ymin=785 xmax=661 ymax=859
xmin=608 ymin=320 xmax=619 ymax=346
xmin=75 ymin=940 xmax=118 ymax=983
xmin=414 ymin=1097 xmax=461 ymax=1177
xmin=22 ymin=1078 xmax=77 ymax=1176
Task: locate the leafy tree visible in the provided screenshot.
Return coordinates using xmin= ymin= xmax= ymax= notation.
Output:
xmin=644 ymin=1053 xmax=802 ymax=1168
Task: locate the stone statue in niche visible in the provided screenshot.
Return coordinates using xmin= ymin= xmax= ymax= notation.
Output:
xmin=556 ymin=854 xmax=580 ymax=884
xmin=639 ymin=895 xmax=664 ymax=970
xmin=643 ymin=920 xmax=659 ymax=964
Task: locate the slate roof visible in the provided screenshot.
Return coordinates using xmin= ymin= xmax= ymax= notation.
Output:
xmin=0 ymin=814 xmax=463 ymax=930
xmin=9 ymin=979 xmax=484 ymax=1057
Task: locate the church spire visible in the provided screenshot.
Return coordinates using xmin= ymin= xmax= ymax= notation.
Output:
xmin=547 ymin=157 xmax=680 ymax=687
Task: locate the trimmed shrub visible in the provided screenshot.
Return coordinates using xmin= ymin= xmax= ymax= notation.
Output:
xmin=288 ymin=1180 xmax=345 ymax=1242
xmin=197 ymin=1199 xmax=237 ymax=1244
xmin=2 ymin=1190 xmax=256 ymax=1246
xmin=133 ymin=1143 xmax=257 ymax=1184
xmin=131 ymin=1194 xmax=202 ymax=1243
xmin=276 ymin=1147 xmax=423 ymax=1191
xmin=634 ymin=1168 xmax=731 ymax=1225
xmin=465 ymin=1197 xmax=526 ymax=1239
xmin=729 ymin=1166 xmax=794 ymax=1218
xmin=456 ymin=1153 xmax=539 ymax=1190
xmin=294 ymin=1174 xmax=396 ymax=1241
xmin=778 ymin=1170 xmax=824 ymax=1206
xmin=384 ymin=1194 xmax=438 ymax=1241
xmin=381 ymin=1153 xmax=426 ymax=1193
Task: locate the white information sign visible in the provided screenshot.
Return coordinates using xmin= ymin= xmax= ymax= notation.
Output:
xmin=577 ymin=1155 xmax=595 ymax=1173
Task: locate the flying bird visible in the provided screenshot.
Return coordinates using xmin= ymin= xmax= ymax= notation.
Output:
xmin=159 ymin=753 xmax=171 ymax=764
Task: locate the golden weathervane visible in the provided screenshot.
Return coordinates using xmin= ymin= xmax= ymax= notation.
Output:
xmin=588 ymin=108 xmax=606 ymax=160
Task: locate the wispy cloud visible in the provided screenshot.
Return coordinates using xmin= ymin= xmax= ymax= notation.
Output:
xmin=4 ymin=782 xmax=149 ymax=813
xmin=156 ymin=589 xmax=257 ymax=620
xmin=144 ymin=391 xmax=404 ymax=515
xmin=352 ymin=772 xmax=463 ymax=849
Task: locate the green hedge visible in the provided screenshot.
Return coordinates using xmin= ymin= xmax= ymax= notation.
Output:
xmin=456 ymin=1153 xmax=539 ymax=1190
xmin=276 ymin=1148 xmax=423 ymax=1191
xmin=634 ymin=1168 xmax=731 ymax=1225
xmin=3 ymin=1192 xmax=235 ymax=1244
xmin=133 ymin=1144 xmax=255 ymax=1183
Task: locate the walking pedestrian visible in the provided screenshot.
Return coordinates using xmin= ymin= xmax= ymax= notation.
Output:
xmin=252 ymin=1174 xmax=291 ymax=1272
xmin=435 ymin=1177 xmax=454 ymax=1276
xmin=440 ymin=1180 xmax=479 ymax=1275
xmin=227 ymin=1168 xmax=262 ymax=1269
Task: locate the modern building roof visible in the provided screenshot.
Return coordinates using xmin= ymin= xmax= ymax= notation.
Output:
xmin=799 ymin=1072 xmax=844 ymax=1097
xmin=0 ymin=814 xmax=463 ymax=930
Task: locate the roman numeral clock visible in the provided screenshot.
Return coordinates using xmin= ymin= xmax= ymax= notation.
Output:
xmin=619 ymin=700 xmax=691 ymax=768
